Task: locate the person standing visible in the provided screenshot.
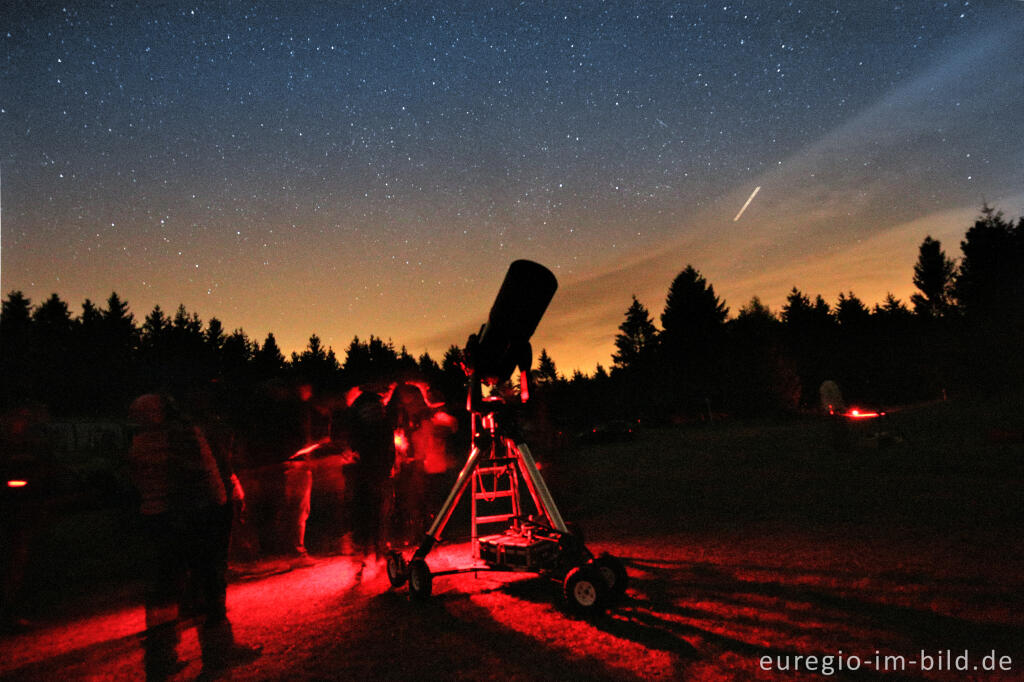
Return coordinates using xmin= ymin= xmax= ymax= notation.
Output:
xmin=344 ymin=386 xmax=396 ymax=575
xmin=387 ymin=383 xmax=430 ymax=547
xmin=0 ymin=403 xmax=53 ymax=634
xmin=128 ymin=393 xmax=259 ymax=680
xmin=416 ymin=393 xmax=459 ymax=519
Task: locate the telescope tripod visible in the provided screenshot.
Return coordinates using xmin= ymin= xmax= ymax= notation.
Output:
xmin=385 ymin=402 xmax=628 ymax=614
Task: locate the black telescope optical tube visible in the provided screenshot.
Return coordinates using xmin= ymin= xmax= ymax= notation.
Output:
xmin=465 ymin=259 xmax=558 ymax=384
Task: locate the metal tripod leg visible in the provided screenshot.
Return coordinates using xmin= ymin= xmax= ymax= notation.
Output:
xmin=513 ymin=441 xmax=569 ymax=534
xmin=413 ymin=445 xmax=485 ymax=560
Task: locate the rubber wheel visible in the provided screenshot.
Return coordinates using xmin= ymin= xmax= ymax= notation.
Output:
xmin=408 ymin=559 xmax=432 ymax=600
xmin=386 ymin=551 xmax=407 ymax=588
xmin=592 ymin=553 xmax=629 ymax=598
xmin=562 ymin=565 xmax=607 ymax=615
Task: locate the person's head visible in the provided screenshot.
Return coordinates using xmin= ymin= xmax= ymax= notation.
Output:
xmin=390 ymin=383 xmax=427 ymax=412
xmin=129 ymin=394 xmax=166 ymax=427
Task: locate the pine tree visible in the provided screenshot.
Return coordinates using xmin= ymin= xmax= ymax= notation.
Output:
xmin=534 ymin=348 xmax=558 ymax=383
xmin=659 ymin=265 xmax=729 ymax=409
xmin=953 ymin=205 xmax=1024 ymax=321
xmin=660 ymin=266 xmax=728 ymax=347
xmin=254 ymin=332 xmax=286 ymax=377
xmin=835 ymin=291 xmax=870 ymax=329
xmin=612 ymin=295 xmax=658 ymax=371
xmin=911 ymin=235 xmax=956 ymax=318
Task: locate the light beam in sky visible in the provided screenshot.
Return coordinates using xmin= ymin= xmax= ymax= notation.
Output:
xmin=733 ymin=186 xmax=761 ymax=222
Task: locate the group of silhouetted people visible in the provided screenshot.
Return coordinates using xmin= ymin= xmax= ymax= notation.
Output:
xmin=124 ymin=380 xmax=457 ymax=678
xmin=342 ymin=382 xmax=457 ymax=572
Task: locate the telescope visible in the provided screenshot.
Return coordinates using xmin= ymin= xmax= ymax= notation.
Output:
xmin=384 ymin=260 xmax=629 ymax=615
xmin=463 ymin=259 xmax=558 ymax=386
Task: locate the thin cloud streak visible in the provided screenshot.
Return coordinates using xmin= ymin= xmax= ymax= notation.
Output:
xmin=505 ymin=24 xmax=1024 ymax=373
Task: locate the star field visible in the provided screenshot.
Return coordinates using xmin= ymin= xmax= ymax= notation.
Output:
xmin=3 ymin=1 xmax=1023 ymax=372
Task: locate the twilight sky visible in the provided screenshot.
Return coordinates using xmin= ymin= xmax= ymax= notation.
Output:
xmin=3 ymin=1 xmax=1023 ymax=374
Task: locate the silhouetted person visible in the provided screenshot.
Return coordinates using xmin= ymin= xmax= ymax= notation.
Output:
xmin=344 ymin=387 xmax=396 ymax=574
xmin=182 ymin=384 xmax=261 ymax=677
xmin=249 ymin=380 xmax=321 ymax=563
xmin=128 ymin=393 xmax=259 ymax=680
xmin=0 ymin=403 xmax=53 ymax=633
xmin=416 ymin=390 xmax=459 ymax=517
xmin=387 ymin=383 xmax=430 ymax=546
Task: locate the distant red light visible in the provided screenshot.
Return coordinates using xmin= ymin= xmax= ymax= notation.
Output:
xmin=7 ymin=480 xmax=28 ymax=488
xmin=844 ymin=407 xmax=885 ymax=419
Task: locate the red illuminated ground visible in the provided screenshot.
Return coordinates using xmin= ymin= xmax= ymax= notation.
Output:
xmin=1 ymin=403 xmax=1021 ymax=680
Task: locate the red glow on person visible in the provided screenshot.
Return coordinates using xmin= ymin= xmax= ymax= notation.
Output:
xmin=394 ymin=430 xmax=409 ymax=455
xmin=290 ymin=436 xmax=331 ymax=460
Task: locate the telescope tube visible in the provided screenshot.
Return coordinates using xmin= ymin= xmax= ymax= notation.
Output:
xmin=467 ymin=259 xmax=558 ymax=383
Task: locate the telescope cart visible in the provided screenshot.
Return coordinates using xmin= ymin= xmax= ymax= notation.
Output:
xmin=384 ymin=260 xmax=628 ymax=614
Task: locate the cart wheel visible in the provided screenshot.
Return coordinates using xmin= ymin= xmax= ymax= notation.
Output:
xmin=562 ymin=565 xmax=607 ymax=615
xmin=592 ymin=553 xmax=629 ymax=598
xmin=408 ymin=559 xmax=432 ymax=600
xmin=386 ymin=551 xmax=408 ymax=588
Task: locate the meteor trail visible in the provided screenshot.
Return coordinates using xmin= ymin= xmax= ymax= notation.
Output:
xmin=733 ymin=185 xmax=761 ymax=221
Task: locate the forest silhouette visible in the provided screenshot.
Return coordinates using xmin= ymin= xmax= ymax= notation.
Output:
xmin=2 ymin=204 xmax=1022 ymax=435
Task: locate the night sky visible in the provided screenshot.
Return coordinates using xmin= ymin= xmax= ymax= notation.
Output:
xmin=3 ymin=2 xmax=1023 ymax=373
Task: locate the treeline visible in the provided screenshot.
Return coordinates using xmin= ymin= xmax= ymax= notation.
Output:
xmin=2 ymin=205 xmax=1022 ymax=427
xmin=563 ymin=204 xmax=1024 ymax=426
xmin=0 ymin=291 xmax=471 ymax=420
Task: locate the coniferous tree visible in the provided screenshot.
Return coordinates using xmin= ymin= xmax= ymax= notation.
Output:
xmin=396 ymin=345 xmax=418 ymax=375
xmin=139 ymin=305 xmax=172 ymax=391
xmin=102 ymin=292 xmax=136 ymax=340
xmin=534 ymin=348 xmax=558 ymax=384
xmin=31 ymin=294 xmax=75 ymax=413
xmin=726 ymin=296 xmax=798 ymax=413
xmin=661 ymin=266 xmax=729 ymax=345
xmin=205 ymin=318 xmax=227 ymax=353
xmin=911 ymin=236 xmax=956 ymax=318
xmin=781 ymin=287 xmax=836 ymax=406
xmin=660 ymin=265 xmax=729 ymax=411
xmin=100 ymin=293 xmax=138 ymax=408
xmin=69 ymin=298 xmax=109 ymax=414
xmin=835 ymin=291 xmax=870 ymax=329
xmin=870 ymin=294 xmax=928 ymax=402
xmin=253 ymin=332 xmax=286 ymax=379
xmin=221 ymin=328 xmax=254 ymax=379
xmin=292 ymin=333 xmax=340 ymax=387
xmin=417 ymin=351 xmax=440 ymax=375
xmin=611 ymin=295 xmax=659 ymax=372
xmin=874 ymin=293 xmax=912 ymax=320
xmin=953 ymin=206 xmax=1024 ymax=321
xmin=951 ymin=205 xmax=1024 ymax=390
xmin=141 ymin=305 xmax=170 ymax=345
xmin=171 ymin=305 xmax=211 ymax=389
xmin=1 ymin=292 xmax=35 ymax=409
xmin=834 ymin=292 xmax=874 ymax=399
